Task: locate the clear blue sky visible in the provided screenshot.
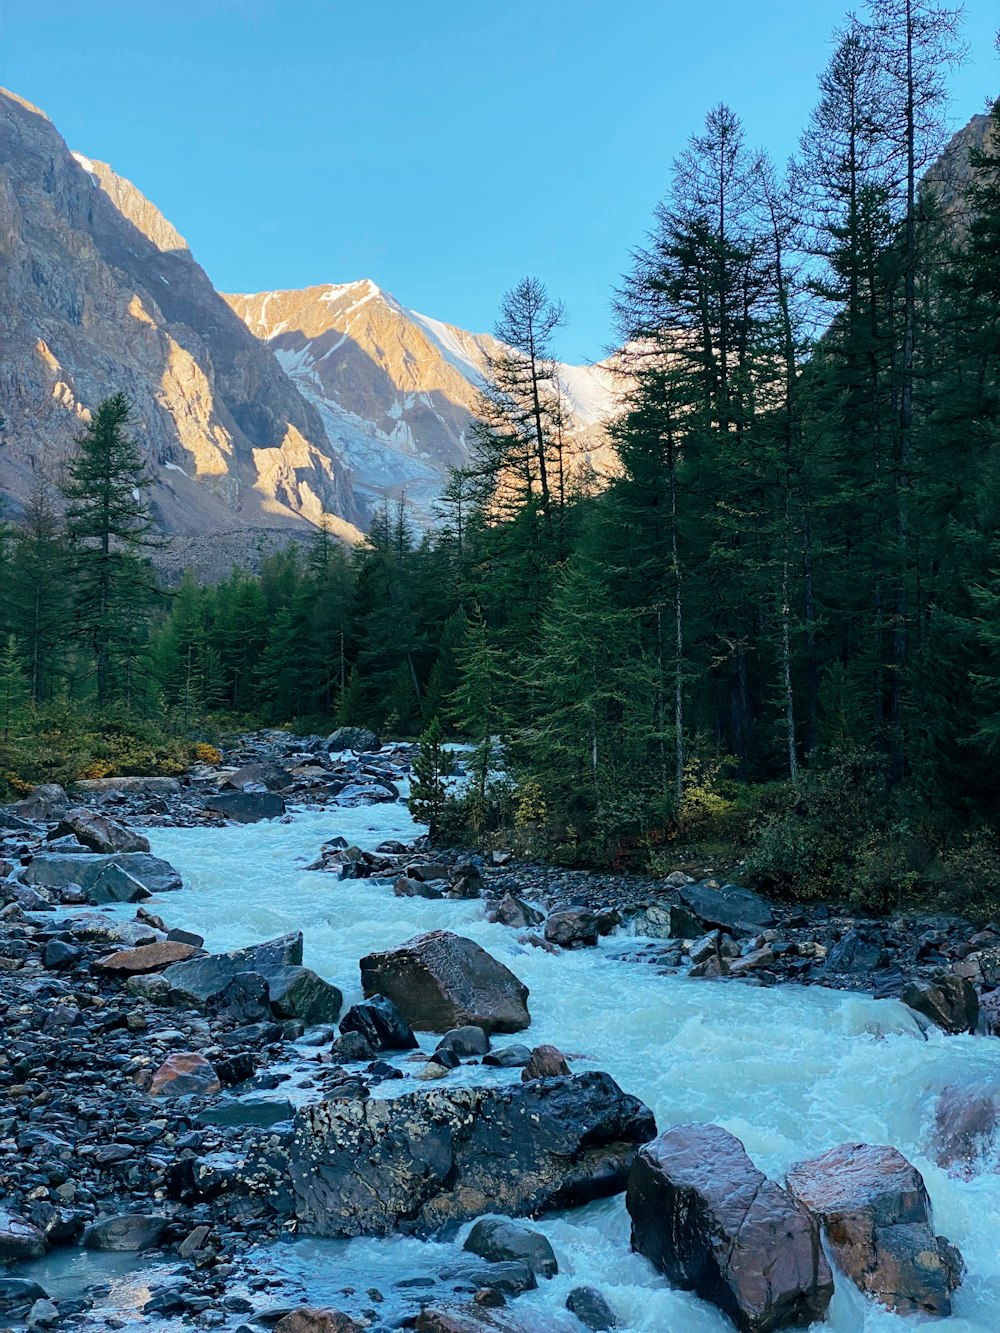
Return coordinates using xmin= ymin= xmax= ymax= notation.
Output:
xmin=2 ymin=0 xmax=997 ymax=363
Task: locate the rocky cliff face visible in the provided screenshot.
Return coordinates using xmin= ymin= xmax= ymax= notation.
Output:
xmin=0 ymin=88 xmax=362 ymax=571
xmin=225 ymin=282 xmax=618 ymax=520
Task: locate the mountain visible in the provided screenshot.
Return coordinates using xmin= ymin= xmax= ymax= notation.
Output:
xmin=0 ymin=88 xmax=363 ymax=575
xmin=224 ymin=282 xmax=618 ymax=520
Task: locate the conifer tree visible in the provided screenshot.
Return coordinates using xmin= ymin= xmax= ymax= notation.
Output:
xmin=409 ymin=716 xmax=449 ymax=838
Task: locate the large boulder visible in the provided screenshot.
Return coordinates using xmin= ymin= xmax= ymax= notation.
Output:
xmin=679 ymin=882 xmax=774 ymax=934
xmin=626 ymin=1123 xmax=833 ymax=1333
xmin=325 ymin=726 xmax=380 ymax=753
xmin=901 ymin=975 xmax=978 ymax=1034
xmin=22 ymin=851 xmax=182 ymax=896
xmin=162 ymin=933 xmax=303 ymax=1007
xmin=289 ymin=1071 xmax=655 ymax=1238
xmin=544 ymin=909 xmax=599 ymax=949
xmin=203 ymin=791 xmax=286 ymax=823
xmin=265 ymin=965 xmax=343 ymax=1026
xmin=786 ymin=1142 xmax=963 ymax=1316
xmin=87 ymin=864 xmax=153 ymax=904
xmin=72 ymin=776 xmax=181 ymax=795
xmin=359 ymin=930 xmax=530 ymax=1035
xmin=9 ymin=782 xmax=69 ymax=821
xmin=52 ymin=808 xmax=150 ymax=854
xmin=96 ymin=940 xmax=199 ymax=975
xmin=0 ymin=1212 xmax=46 ymax=1261
xmin=83 ymin=1213 xmax=169 ymax=1251
xmin=222 ymin=762 xmax=292 ymax=792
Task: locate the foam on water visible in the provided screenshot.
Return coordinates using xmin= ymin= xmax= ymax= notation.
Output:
xmin=141 ymin=804 xmax=1000 ymax=1331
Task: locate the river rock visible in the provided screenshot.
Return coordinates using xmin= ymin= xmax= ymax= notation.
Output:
xmin=492 ymin=893 xmax=545 ymax=929
xmin=565 ymin=1287 xmax=618 ymax=1330
xmin=626 ymin=902 xmax=702 ymax=940
xmin=73 ymin=776 xmax=182 ymax=795
xmin=395 ymin=875 xmax=445 ymax=899
xmin=83 ymin=1213 xmax=169 ymax=1251
xmin=901 ymin=974 xmax=978 ymax=1034
xmin=289 ymin=1070 xmax=655 ymax=1237
xmin=0 ymin=1281 xmax=48 ymax=1316
xmin=10 ymin=782 xmax=69 ymax=820
xmin=22 ymin=851 xmax=182 ymax=896
xmin=544 ymin=909 xmax=599 ymax=949
xmin=88 ymin=863 xmax=153 ymax=903
xmin=96 ymin=940 xmax=199 ymax=974
xmin=786 ymin=1142 xmax=963 ymax=1316
xmin=161 ymin=932 xmax=303 ymax=1006
xmin=627 ymin=1123 xmax=833 ymax=1333
xmin=522 ymin=1045 xmax=570 ymax=1080
xmin=274 ymin=1311 xmax=366 ymax=1333
xmin=203 ymin=790 xmax=286 ymax=823
xmin=436 ymin=1025 xmax=489 ymax=1058
xmin=0 ymin=1212 xmax=46 ymax=1260
xmin=222 ymin=761 xmax=293 ymax=792
xmin=679 ymin=882 xmax=774 ymax=934
xmin=210 ymin=972 xmax=273 ymax=1024
xmin=359 ymin=930 xmax=530 ymax=1035
xmin=325 ymin=726 xmax=380 ymax=753
xmin=933 ymin=1081 xmax=1000 ymax=1170
xmin=149 ymin=1052 xmax=223 ymax=1098
xmin=979 ymin=987 xmax=1000 ymax=1035
xmin=825 ymin=927 xmax=885 ymax=974
xmin=52 ymin=808 xmax=150 ymax=854
xmin=339 ymin=993 xmax=418 ymax=1050
xmin=265 ymin=965 xmax=343 ymax=1026
xmin=464 ymin=1215 xmax=558 ymax=1278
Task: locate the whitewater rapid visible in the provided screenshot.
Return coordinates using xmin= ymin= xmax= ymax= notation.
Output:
xmin=135 ymin=802 xmax=1000 ymax=1332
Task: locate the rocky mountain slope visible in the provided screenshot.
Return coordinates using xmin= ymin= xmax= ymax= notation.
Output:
xmin=0 ymin=88 xmax=363 ymax=574
xmin=225 ymin=282 xmax=618 ymax=520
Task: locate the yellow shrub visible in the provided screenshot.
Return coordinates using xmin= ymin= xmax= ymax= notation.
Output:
xmin=78 ymin=758 xmax=116 ymax=780
xmin=193 ymin=742 xmax=223 ymax=765
xmin=513 ymin=778 xmax=547 ymax=827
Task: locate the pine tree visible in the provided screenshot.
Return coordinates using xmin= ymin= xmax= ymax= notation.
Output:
xmin=0 ymin=635 xmax=30 ymax=744
xmin=62 ymin=393 xmax=159 ymax=709
xmin=8 ymin=482 xmax=68 ymax=704
xmin=409 ymin=716 xmax=449 ymax=838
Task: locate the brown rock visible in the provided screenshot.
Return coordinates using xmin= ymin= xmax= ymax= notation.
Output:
xmin=96 ymin=940 xmax=198 ymax=975
xmin=274 ymin=1310 xmax=365 ymax=1333
xmin=627 ymin=1123 xmax=833 ymax=1333
xmin=522 ymin=1045 xmax=571 ymax=1081
xmin=149 ymin=1052 xmax=221 ymax=1099
xmin=933 ymin=1082 xmax=1000 ymax=1171
xmin=359 ymin=930 xmax=530 ymax=1034
xmin=786 ymin=1142 xmax=963 ymax=1316
xmin=901 ymin=974 xmax=978 ymax=1034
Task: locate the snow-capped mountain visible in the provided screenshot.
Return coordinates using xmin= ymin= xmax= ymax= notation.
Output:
xmin=225 ymin=282 xmax=619 ymax=522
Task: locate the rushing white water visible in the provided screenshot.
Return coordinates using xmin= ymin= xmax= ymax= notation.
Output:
xmin=135 ymin=802 xmax=1000 ymax=1332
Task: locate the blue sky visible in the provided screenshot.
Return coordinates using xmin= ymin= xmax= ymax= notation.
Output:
xmin=2 ymin=0 xmax=997 ymax=363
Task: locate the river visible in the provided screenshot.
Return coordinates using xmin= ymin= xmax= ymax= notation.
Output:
xmin=90 ymin=797 xmax=1000 ymax=1330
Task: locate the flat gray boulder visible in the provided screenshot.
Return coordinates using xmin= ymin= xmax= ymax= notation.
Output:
xmin=162 ymin=933 xmax=303 ymax=1007
xmin=23 ymin=852 xmax=182 ymax=896
xmin=72 ymin=776 xmax=181 ymax=795
xmin=203 ymin=791 xmax=286 ymax=823
xmin=679 ymin=882 xmax=774 ymax=934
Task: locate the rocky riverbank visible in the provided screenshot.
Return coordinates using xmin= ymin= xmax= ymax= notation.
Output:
xmin=2 ymin=730 xmax=1000 ymax=1331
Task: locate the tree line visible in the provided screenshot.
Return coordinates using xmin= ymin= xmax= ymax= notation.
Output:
xmin=3 ymin=0 xmax=1000 ymax=908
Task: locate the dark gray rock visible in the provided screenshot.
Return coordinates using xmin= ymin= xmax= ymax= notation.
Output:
xmin=222 ymin=762 xmax=292 ymax=791
xmin=289 ymin=1071 xmax=656 ymax=1238
xmin=198 ymin=1098 xmax=296 ymax=1129
xmin=679 ymin=882 xmax=774 ymax=934
xmin=544 ymin=909 xmax=599 ymax=949
xmin=10 ymin=783 xmax=69 ymax=821
xmin=439 ymin=1259 xmax=537 ymax=1296
xmin=359 ymin=930 xmax=530 ymax=1035
xmin=162 ymin=933 xmax=303 ymax=1007
xmin=0 ymin=1280 xmax=48 ymax=1316
xmin=22 ymin=851 xmax=182 ymax=895
xmin=266 ymin=965 xmax=343 ymax=1026
xmin=52 ymin=808 xmax=150 ymax=854
xmin=464 ymin=1215 xmax=558 ymax=1278
xmin=436 ymin=1025 xmax=489 ymax=1058
xmin=482 ymin=1044 xmax=532 ymax=1068
xmin=566 ymin=1287 xmax=618 ymax=1330
xmin=325 ymin=727 xmax=380 ymax=753
xmin=83 ymin=1213 xmax=169 ymax=1251
xmin=825 ymin=927 xmax=885 ymax=974
xmin=0 ymin=1212 xmax=46 ymax=1260
xmin=41 ymin=940 xmax=82 ymax=970
xmin=339 ymin=994 xmax=418 ymax=1052
xmin=203 ymin=791 xmax=286 ymax=823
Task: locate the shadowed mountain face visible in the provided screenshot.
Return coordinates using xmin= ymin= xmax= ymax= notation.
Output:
xmin=225 ymin=282 xmax=619 ymax=521
xmin=0 ymin=88 xmax=362 ymax=570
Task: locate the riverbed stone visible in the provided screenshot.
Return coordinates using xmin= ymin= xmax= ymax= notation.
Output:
xmin=359 ymin=930 xmax=530 ymax=1035
xmin=83 ymin=1213 xmax=169 ymax=1251
xmin=289 ymin=1070 xmax=655 ymax=1238
xmin=565 ymin=1287 xmax=618 ymax=1330
xmin=933 ymin=1081 xmax=1000 ymax=1170
xmin=150 ymin=1052 xmax=222 ymax=1099
xmin=0 ymin=1212 xmax=46 ymax=1261
xmin=22 ymin=851 xmax=182 ymax=896
xmin=265 ymin=965 xmax=343 ymax=1026
xmin=203 ymin=791 xmax=286 ymax=823
xmin=52 ymin=808 xmax=151 ymax=854
xmin=274 ymin=1311 xmax=367 ymax=1333
xmin=436 ymin=1025 xmax=489 ymax=1058
xmin=324 ymin=726 xmax=380 ymax=753
xmin=786 ymin=1142 xmax=963 ymax=1316
xmin=339 ymin=993 xmax=418 ymax=1051
xmin=0 ymin=1281 xmax=48 ymax=1316
xmin=901 ymin=974 xmax=978 ymax=1034
xmin=522 ymin=1044 xmax=570 ymax=1080
xmin=544 ymin=909 xmax=599 ymax=949
xmin=627 ymin=1123 xmax=833 ymax=1333
xmin=161 ymin=932 xmax=303 ymax=1007
xmin=96 ymin=940 xmax=199 ymax=974
xmin=679 ymin=882 xmax=775 ymax=934
xmin=492 ymin=893 xmax=545 ymax=929
xmin=10 ymin=782 xmax=69 ymax=820
xmin=464 ymin=1215 xmax=558 ymax=1278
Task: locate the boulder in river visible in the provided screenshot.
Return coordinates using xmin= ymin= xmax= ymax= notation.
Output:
xmin=203 ymin=790 xmax=286 ymax=823
xmin=627 ymin=1123 xmax=833 ymax=1333
xmin=902 ymin=974 xmax=978 ymax=1034
xmin=222 ymin=761 xmax=293 ymax=791
xmin=161 ymin=932 xmax=303 ymax=1006
xmin=266 ymin=965 xmax=343 ymax=1026
xmin=566 ymin=1286 xmax=618 ymax=1330
xmin=288 ymin=1070 xmax=655 ymax=1237
xmin=786 ymin=1142 xmax=963 ymax=1316
xmin=679 ymin=881 xmax=775 ymax=934
xmin=0 ymin=1212 xmax=46 ymax=1261
xmin=83 ymin=1213 xmax=169 ymax=1251
xmin=544 ymin=909 xmax=599 ymax=949
xmin=359 ymin=930 xmax=531 ymax=1034
xmin=52 ymin=807 xmax=150 ymax=854
xmin=464 ymin=1214 xmax=558 ymax=1278
xmin=933 ymin=1081 xmax=1000 ymax=1171
xmin=274 ymin=1311 xmax=367 ymax=1333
